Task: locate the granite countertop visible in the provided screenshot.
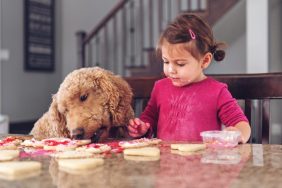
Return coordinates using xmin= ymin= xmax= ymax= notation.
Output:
xmin=0 ymin=142 xmax=282 ymax=188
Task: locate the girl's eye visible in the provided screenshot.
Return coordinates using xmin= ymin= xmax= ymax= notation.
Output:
xmin=80 ymin=94 xmax=88 ymax=102
xmin=163 ymin=61 xmax=169 ymax=64
xmin=176 ymin=62 xmax=187 ymax=67
xmin=177 ymin=63 xmax=185 ymax=67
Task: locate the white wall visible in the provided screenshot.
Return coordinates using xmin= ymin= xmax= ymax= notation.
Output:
xmin=207 ymin=0 xmax=246 ymax=74
xmin=270 ymin=0 xmax=282 ymax=71
xmin=206 ymin=34 xmax=246 ymax=74
xmin=61 ymin=0 xmax=117 ymax=77
xmin=1 ymin=0 xmax=61 ymax=122
xmin=247 ymin=0 xmax=269 ymax=73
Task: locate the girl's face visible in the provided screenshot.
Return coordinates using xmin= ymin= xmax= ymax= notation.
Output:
xmin=161 ymin=42 xmax=211 ymax=87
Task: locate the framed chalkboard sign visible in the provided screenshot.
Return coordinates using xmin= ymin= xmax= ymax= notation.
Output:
xmin=24 ymin=0 xmax=55 ymax=72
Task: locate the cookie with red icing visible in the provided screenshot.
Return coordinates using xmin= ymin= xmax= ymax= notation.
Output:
xmin=21 ymin=138 xmax=44 ymax=148
xmin=51 ymin=150 xmax=94 ymax=159
xmin=42 ymin=138 xmax=91 ymax=151
xmin=21 ymin=137 xmax=91 ymax=151
xmin=0 ymin=136 xmax=22 ymax=150
xmin=119 ymin=138 xmax=162 ymax=149
xmin=76 ymin=143 xmax=111 ymax=154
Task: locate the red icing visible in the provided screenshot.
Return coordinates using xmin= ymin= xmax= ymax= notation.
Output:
xmin=111 ymin=147 xmax=123 ymax=153
xmin=105 ymin=141 xmax=123 ymax=153
xmin=0 ymin=136 xmax=17 ymax=146
xmin=106 ymin=141 xmax=120 ymax=148
xmin=86 ymin=144 xmax=101 ymax=148
xmin=43 ymin=140 xmax=70 ymax=146
xmin=3 ymin=137 xmax=16 ymax=142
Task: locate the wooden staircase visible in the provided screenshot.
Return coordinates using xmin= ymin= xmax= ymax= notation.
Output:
xmin=77 ymin=0 xmax=239 ymax=77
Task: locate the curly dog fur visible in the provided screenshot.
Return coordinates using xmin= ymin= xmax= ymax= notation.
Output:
xmin=31 ymin=67 xmax=134 ymax=141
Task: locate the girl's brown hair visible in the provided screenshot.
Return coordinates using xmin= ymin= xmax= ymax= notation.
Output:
xmin=157 ymin=13 xmax=225 ymax=62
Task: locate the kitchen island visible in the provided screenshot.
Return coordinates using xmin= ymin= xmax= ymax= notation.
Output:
xmin=0 ymin=137 xmax=281 ymax=188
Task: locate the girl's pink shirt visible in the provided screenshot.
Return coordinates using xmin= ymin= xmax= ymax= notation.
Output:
xmin=140 ymin=77 xmax=248 ymax=141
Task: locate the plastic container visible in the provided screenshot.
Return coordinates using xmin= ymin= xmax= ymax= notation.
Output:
xmin=200 ymin=130 xmax=241 ymax=149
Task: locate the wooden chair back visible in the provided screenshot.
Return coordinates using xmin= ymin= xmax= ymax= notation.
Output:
xmin=125 ymin=73 xmax=282 ymax=144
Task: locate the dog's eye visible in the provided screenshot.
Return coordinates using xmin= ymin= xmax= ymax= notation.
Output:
xmin=80 ymin=94 xmax=88 ymax=102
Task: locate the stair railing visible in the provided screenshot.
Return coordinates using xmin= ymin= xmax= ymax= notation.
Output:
xmin=76 ymin=0 xmax=238 ymax=76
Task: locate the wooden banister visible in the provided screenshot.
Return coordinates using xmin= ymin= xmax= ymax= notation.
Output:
xmin=83 ymin=0 xmax=129 ymax=45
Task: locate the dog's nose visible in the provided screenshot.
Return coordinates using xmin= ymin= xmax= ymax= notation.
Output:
xmin=71 ymin=128 xmax=85 ymax=140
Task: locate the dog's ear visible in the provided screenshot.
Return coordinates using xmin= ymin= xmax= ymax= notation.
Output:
xmin=31 ymin=94 xmax=69 ymax=139
xmin=48 ymin=94 xmax=69 ymax=137
xmin=99 ymin=74 xmax=134 ymax=126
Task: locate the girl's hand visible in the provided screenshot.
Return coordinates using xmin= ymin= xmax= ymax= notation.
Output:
xmin=127 ymin=118 xmax=150 ymax=138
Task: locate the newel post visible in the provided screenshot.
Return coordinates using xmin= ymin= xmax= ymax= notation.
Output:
xmin=76 ymin=31 xmax=87 ymax=68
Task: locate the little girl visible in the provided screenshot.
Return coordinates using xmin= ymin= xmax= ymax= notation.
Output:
xmin=127 ymin=13 xmax=251 ymax=143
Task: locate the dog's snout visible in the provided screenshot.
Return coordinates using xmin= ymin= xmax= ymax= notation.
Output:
xmin=71 ymin=128 xmax=85 ymax=140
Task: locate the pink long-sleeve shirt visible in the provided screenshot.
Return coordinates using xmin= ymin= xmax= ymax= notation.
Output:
xmin=140 ymin=77 xmax=248 ymax=141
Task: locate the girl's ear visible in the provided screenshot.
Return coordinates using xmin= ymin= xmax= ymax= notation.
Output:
xmin=201 ymin=52 xmax=213 ymax=69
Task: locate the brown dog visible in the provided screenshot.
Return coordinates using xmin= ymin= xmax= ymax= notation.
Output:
xmin=31 ymin=67 xmax=134 ymax=142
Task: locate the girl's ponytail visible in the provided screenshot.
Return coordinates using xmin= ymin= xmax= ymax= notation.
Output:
xmin=214 ymin=50 xmax=225 ymax=61
xmin=210 ymin=44 xmax=226 ymax=62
